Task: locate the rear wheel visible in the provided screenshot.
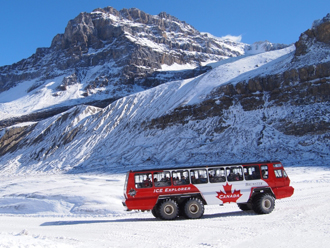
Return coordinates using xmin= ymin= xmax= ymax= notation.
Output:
xmin=152 ymin=205 xmax=160 ymax=218
xmin=252 ymin=194 xmax=275 ymax=214
xmin=158 ymin=199 xmax=178 ymax=220
xmin=184 ymin=198 xmax=204 ymax=219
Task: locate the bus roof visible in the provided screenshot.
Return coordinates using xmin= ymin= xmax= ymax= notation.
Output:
xmin=128 ymin=161 xmax=281 ymax=173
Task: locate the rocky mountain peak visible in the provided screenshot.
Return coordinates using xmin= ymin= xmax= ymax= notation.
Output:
xmin=0 ymin=6 xmax=290 ymax=129
xmin=52 ymin=12 xmax=98 ymax=53
xmin=51 ymin=7 xmax=198 ymax=54
xmin=0 ymin=6 xmax=249 ymax=113
xmin=295 ymin=13 xmax=330 ymax=56
xmin=121 ymin=8 xmax=152 ymax=23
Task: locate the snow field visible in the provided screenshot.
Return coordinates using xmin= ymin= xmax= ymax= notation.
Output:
xmin=0 ymin=166 xmax=329 ymax=247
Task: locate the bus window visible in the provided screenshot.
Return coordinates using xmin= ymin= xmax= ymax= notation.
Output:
xmin=172 ymin=170 xmax=189 ymax=185
xmin=227 ymin=166 xmax=243 ymax=181
xmin=243 ymin=166 xmax=261 ymax=180
xmin=135 ymin=173 xmax=152 ymax=188
xmin=191 ymin=169 xmax=208 ymax=184
xmin=209 ymin=168 xmax=226 ymax=183
xmin=261 ymin=165 xmax=268 ymax=179
xmin=274 ymin=169 xmax=283 ymax=178
xmin=154 ymin=171 xmax=171 ymax=187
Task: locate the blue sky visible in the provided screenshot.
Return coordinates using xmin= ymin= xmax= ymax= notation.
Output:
xmin=0 ymin=0 xmax=328 ymax=67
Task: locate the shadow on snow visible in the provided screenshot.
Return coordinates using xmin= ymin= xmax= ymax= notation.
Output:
xmin=40 ymin=210 xmax=255 ymax=226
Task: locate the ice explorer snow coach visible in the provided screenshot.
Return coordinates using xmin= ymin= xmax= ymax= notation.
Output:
xmin=122 ymin=161 xmax=294 ymax=220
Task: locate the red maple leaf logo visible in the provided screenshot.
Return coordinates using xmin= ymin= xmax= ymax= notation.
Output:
xmin=216 ymin=183 xmax=242 ymax=204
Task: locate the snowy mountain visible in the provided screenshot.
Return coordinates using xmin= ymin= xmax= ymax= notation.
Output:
xmin=0 ymin=10 xmax=329 ymax=174
xmin=0 ymin=7 xmax=266 ymax=124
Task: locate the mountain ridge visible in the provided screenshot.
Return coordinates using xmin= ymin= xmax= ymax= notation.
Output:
xmin=0 ymin=9 xmax=329 ymax=174
xmin=0 ymin=7 xmax=287 ymax=125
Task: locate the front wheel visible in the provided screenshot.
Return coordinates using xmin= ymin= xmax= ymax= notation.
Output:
xmin=184 ymin=198 xmax=204 ymax=219
xmin=252 ymin=194 xmax=275 ymax=214
xmin=237 ymin=203 xmax=252 ymax=211
xmin=158 ymin=199 xmax=178 ymax=220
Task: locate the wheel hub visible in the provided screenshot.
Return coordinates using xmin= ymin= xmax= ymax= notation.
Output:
xmin=164 ymin=205 xmax=174 ymax=215
xmin=263 ymin=199 xmax=271 ymax=209
xmin=189 ymin=204 xmax=199 ymax=214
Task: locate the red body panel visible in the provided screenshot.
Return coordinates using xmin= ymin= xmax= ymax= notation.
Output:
xmin=125 ymin=183 xmax=200 ymax=210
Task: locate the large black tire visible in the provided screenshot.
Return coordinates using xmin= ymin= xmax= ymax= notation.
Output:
xmin=152 ymin=205 xmax=160 ymax=218
xmin=184 ymin=198 xmax=204 ymax=219
xmin=158 ymin=199 xmax=178 ymax=220
xmin=252 ymin=194 xmax=275 ymax=214
xmin=237 ymin=203 xmax=252 ymax=211
xmin=178 ymin=201 xmax=187 ymax=217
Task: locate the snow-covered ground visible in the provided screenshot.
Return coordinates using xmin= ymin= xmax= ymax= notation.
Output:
xmin=0 ymin=166 xmax=329 ymax=247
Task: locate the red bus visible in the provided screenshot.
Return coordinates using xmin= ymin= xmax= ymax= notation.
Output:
xmin=122 ymin=161 xmax=294 ymax=220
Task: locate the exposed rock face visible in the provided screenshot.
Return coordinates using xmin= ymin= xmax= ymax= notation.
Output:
xmin=295 ymin=13 xmax=330 ymax=56
xmin=0 ymin=106 xmax=74 ymax=129
xmin=0 ymin=124 xmax=36 ymax=156
xmin=147 ymin=61 xmax=330 ymax=136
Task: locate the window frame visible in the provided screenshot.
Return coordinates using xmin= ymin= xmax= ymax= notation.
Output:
xmin=243 ymin=165 xmax=261 ymax=180
xmin=261 ymin=165 xmax=269 ymax=179
xmin=190 ymin=169 xmax=208 ymax=184
xmin=134 ymin=173 xmax=153 ymax=188
xmin=154 ymin=171 xmax=171 ymax=187
xmin=208 ymin=168 xmax=226 ymax=183
xmin=226 ymin=166 xmax=243 ymax=182
xmin=172 ymin=170 xmax=190 ymax=185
